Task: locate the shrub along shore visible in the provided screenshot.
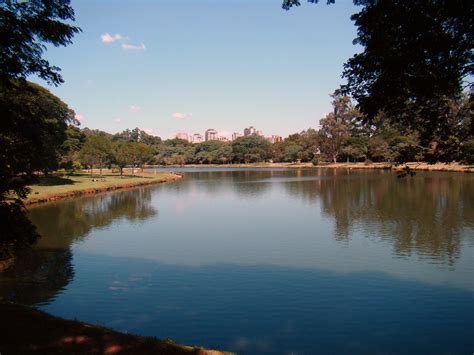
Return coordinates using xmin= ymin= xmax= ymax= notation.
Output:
xmin=24 ymin=171 xmax=181 ymax=206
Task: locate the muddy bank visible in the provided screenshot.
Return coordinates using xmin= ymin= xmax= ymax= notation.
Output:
xmin=0 ymin=303 xmax=232 ymax=355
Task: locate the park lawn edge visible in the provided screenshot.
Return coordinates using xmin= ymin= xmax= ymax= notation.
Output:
xmin=24 ymin=172 xmax=182 ymax=206
xmin=0 ymin=302 xmax=233 ymax=355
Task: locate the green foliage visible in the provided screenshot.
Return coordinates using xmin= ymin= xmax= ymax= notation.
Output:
xmin=0 ymin=0 xmax=81 ymax=86
xmin=339 ymin=0 xmax=473 ymax=143
xmin=460 ymin=138 xmax=474 ymax=164
xmin=0 ymin=81 xmax=76 ymax=200
xmin=318 ymin=95 xmax=355 ymax=162
xmin=0 ymin=201 xmax=39 ymax=253
xmin=231 ymin=135 xmax=272 ymax=163
xmin=342 ymin=136 xmax=368 ymax=162
xmin=78 ymin=135 xmax=113 ymax=174
xmin=59 ymin=125 xmax=86 ymax=171
xmin=113 ymin=128 xmax=162 ymax=146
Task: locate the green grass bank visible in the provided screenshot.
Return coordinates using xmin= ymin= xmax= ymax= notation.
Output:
xmin=24 ymin=171 xmax=181 ymax=206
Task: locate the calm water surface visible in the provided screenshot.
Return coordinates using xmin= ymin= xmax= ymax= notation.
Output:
xmin=1 ymin=168 xmax=473 ymax=354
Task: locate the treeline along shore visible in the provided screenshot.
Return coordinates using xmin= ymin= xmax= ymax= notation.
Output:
xmin=52 ymin=95 xmax=472 ymax=176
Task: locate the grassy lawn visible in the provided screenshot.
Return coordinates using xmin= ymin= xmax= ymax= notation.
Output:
xmin=25 ymin=171 xmax=180 ymax=204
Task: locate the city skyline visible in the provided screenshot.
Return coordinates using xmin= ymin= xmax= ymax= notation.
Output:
xmin=175 ymin=126 xmax=282 ymax=143
xmin=31 ymin=0 xmax=360 ymax=140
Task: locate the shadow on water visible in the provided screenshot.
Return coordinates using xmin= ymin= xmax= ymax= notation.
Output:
xmin=0 ymin=187 xmax=157 ymax=305
xmin=24 ymin=252 xmax=474 ymax=355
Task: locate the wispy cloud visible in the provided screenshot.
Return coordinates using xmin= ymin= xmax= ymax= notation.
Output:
xmin=101 ymin=33 xmax=123 ymax=43
xmin=129 ymin=105 xmax=141 ymax=112
xmin=114 ymin=118 xmax=122 ymax=123
xmin=171 ymin=112 xmax=193 ymax=119
xmin=121 ymin=43 xmax=146 ymax=51
xmin=142 ymin=128 xmax=153 ymax=135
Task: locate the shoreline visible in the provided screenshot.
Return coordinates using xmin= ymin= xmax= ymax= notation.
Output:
xmin=24 ymin=172 xmax=182 ymax=207
xmin=0 ymin=303 xmax=232 ymax=355
xmin=146 ymin=162 xmax=474 ymax=173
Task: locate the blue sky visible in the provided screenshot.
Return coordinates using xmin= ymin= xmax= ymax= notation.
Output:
xmin=37 ymin=0 xmax=361 ymax=139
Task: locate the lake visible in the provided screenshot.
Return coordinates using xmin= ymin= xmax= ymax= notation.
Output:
xmin=1 ymin=168 xmax=473 ymax=354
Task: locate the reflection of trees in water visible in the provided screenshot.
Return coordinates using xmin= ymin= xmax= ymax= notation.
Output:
xmin=0 ymin=187 xmax=157 ymax=305
xmin=283 ymin=170 xmax=474 ymax=264
xmin=168 ymin=170 xmax=276 ymax=198
xmin=29 ymin=187 xmax=157 ymax=249
xmin=0 ymin=247 xmax=73 ymax=305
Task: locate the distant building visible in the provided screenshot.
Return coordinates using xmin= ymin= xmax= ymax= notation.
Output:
xmin=191 ymin=133 xmax=203 ymax=143
xmin=256 ymin=130 xmax=264 ymax=137
xmin=175 ymin=132 xmax=189 ymax=141
xmin=205 ymin=129 xmax=218 ymax=141
xmin=244 ymin=126 xmax=256 ymax=136
xmin=265 ymin=135 xmax=283 ymax=144
xmin=232 ymin=132 xmax=242 ymax=141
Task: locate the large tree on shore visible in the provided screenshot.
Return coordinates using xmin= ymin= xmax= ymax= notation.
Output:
xmin=0 ymin=0 xmax=80 ymax=249
xmin=283 ymin=0 xmax=473 ymax=145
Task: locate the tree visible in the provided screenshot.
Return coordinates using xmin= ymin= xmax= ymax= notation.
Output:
xmin=0 ymin=81 xmax=76 ymax=198
xmin=0 ymin=0 xmax=80 ymax=251
xmin=231 ymin=136 xmax=272 ymax=163
xmin=112 ymin=142 xmax=135 ymax=176
xmin=79 ymin=136 xmax=113 ymax=176
xmin=318 ymin=95 xmax=357 ymax=162
xmin=284 ymin=0 xmax=473 ymax=145
xmin=0 ymin=0 xmax=81 ymax=86
xmin=59 ymin=125 xmax=86 ymax=172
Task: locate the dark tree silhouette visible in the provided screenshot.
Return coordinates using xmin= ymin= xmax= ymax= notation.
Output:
xmin=0 ymin=0 xmax=81 ymax=86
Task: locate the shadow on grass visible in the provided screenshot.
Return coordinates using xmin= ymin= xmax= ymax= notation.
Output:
xmin=36 ymin=176 xmax=75 ymax=186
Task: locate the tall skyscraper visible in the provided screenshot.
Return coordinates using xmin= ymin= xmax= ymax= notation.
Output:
xmin=205 ymin=129 xmax=218 ymax=141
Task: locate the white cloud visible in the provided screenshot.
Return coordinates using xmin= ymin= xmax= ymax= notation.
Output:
xmin=171 ymin=112 xmax=193 ymax=119
xmin=101 ymin=33 xmax=123 ymax=43
xmin=121 ymin=43 xmax=146 ymax=51
xmin=142 ymin=128 xmax=153 ymax=134
xmin=114 ymin=118 xmax=122 ymax=123
xmin=75 ymin=114 xmax=84 ymax=122
xmin=129 ymin=105 xmax=141 ymax=112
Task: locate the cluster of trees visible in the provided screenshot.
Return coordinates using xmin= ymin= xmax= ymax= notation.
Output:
xmin=57 ymin=92 xmax=471 ymax=172
xmin=1 ymin=0 xmax=472 ymax=249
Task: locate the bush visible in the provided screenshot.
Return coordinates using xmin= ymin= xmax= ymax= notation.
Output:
xmin=460 ymin=138 xmax=474 ymax=164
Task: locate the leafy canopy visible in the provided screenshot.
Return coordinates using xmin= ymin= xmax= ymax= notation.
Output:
xmin=283 ymin=0 xmax=473 ymax=143
xmin=0 ymin=0 xmax=81 ymax=86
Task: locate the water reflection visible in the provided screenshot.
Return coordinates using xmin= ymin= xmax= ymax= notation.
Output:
xmin=0 ymin=187 xmax=157 ymax=305
xmin=280 ymin=169 xmax=474 ymax=265
xmin=0 ymin=169 xmax=473 ymax=354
